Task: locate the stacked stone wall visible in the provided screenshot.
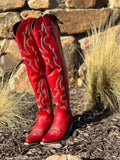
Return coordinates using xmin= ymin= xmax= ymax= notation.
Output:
xmin=0 ymin=0 xmax=120 ymax=93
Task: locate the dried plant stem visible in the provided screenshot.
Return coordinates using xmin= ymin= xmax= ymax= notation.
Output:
xmin=84 ymin=25 xmax=120 ymax=113
xmin=0 ymin=75 xmax=23 ymax=129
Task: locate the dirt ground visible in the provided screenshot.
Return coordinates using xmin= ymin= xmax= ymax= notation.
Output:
xmin=0 ymin=85 xmax=120 ymax=160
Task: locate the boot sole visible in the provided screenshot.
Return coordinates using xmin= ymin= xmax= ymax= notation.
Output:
xmin=24 ymin=141 xmax=40 ymax=145
xmin=24 ymin=122 xmax=73 ymax=145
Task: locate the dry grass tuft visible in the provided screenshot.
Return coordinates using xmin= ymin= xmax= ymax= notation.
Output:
xmin=0 ymin=76 xmax=23 ymax=129
xmin=84 ymin=25 xmax=120 ymax=113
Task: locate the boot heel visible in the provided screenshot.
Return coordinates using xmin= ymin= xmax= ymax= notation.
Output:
xmin=62 ymin=122 xmax=73 ymax=141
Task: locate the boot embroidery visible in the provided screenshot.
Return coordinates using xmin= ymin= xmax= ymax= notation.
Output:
xmin=37 ymin=79 xmax=50 ymax=113
xmin=19 ymin=24 xmax=51 ymax=113
xmin=37 ymin=21 xmax=68 ymax=109
xmin=13 ymin=19 xmax=54 ymax=143
xmin=53 ymin=75 xmax=62 ymax=98
xmin=38 ymin=22 xmax=62 ymax=74
xmin=20 ymin=25 xmax=41 ymax=73
xmin=23 ymin=57 xmax=41 ymax=73
xmin=31 ymin=128 xmax=43 ymax=136
xmin=38 ymin=23 xmax=48 ymax=54
xmin=20 ymin=25 xmax=33 ymax=56
xmin=38 ymin=22 xmax=55 ymax=72
xmin=34 ymin=52 xmax=41 ymax=69
xmin=53 ymin=75 xmax=67 ymax=109
xmin=49 ymin=126 xmax=61 ymax=135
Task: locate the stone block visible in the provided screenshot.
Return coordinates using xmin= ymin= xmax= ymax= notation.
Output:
xmin=61 ymin=36 xmax=82 ymax=78
xmin=109 ymin=0 xmax=120 ymax=8
xmin=0 ymin=12 xmax=21 ymax=38
xmin=0 ymin=39 xmax=9 ymax=55
xmin=26 ymin=10 xmax=42 ymax=19
xmin=78 ymin=25 xmax=120 ymax=86
xmin=0 ymin=53 xmax=20 ymax=75
xmin=79 ymin=25 xmax=120 ymax=52
xmin=6 ymin=40 xmax=22 ymax=60
xmin=9 ymin=63 xmax=34 ymax=94
xmin=0 ymin=0 xmax=26 ymax=11
xmin=28 ymin=0 xmax=50 ymax=9
xmin=65 ymin=0 xmax=108 ymax=9
xmin=45 ymin=8 xmax=113 ymax=34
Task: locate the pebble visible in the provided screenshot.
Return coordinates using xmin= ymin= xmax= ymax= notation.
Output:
xmin=41 ymin=142 xmax=62 ymax=149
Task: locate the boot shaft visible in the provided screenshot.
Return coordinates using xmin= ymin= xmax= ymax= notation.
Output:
xmin=32 ymin=14 xmax=70 ymax=111
xmin=13 ymin=18 xmax=53 ymax=114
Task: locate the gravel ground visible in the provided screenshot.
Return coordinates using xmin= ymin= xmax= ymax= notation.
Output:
xmin=0 ymin=85 xmax=120 ymax=160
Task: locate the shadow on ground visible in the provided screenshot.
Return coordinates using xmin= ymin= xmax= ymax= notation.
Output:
xmin=72 ymin=108 xmax=111 ymax=133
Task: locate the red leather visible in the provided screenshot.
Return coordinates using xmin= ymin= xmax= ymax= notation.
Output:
xmin=32 ymin=15 xmax=73 ymax=142
xmin=42 ymin=108 xmax=73 ymax=142
xmin=13 ymin=18 xmax=53 ymax=143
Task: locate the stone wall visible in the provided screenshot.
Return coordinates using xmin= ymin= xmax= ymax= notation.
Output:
xmin=0 ymin=0 xmax=120 ymax=94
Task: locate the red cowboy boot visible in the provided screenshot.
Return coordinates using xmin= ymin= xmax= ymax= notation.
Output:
xmin=12 ymin=18 xmax=53 ymax=143
xmin=32 ymin=14 xmax=73 ymax=142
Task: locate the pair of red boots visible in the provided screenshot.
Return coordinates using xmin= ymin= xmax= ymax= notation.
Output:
xmin=13 ymin=14 xmax=73 ymax=143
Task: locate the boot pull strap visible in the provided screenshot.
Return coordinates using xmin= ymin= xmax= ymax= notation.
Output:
xmin=13 ymin=21 xmax=21 ymax=36
xmin=32 ymin=19 xmax=37 ymax=30
xmin=43 ymin=12 xmax=63 ymax=25
xmin=51 ymin=14 xmax=63 ymax=25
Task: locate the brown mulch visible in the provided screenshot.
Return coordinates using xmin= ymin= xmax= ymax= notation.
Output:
xmin=0 ymin=86 xmax=120 ymax=160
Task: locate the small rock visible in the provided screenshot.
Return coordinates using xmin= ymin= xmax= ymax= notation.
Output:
xmin=9 ymin=63 xmax=34 ymax=94
xmin=0 ymin=67 xmax=4 ymax=77
xmin=50 ymin=149 xmax=56 ymax=154
xmin=26 ymin=10 xmax=42 ymax=19
xmin=46 ymin=154 xmax=81 ymax=160
xmin=84 ymin=133 xmax=89 ymax=137
xmin=6 ymin=40 xmax=22 ymax=60
xmin=67 ymin=154 xmax=81 ymax=160
xmin=65 ymin=0 xmax=108 ymax=9
xmin=28 ymin=0 xmax=50 ymax=9
xmin=0 ymin=53 xmax=20 ymax=75
xmin=109 ymin=0 xmax=120 ymax=8
xmin=20 ymin=10 xmax=42 ymax=19
xmin=72 ymin=130 xmax=79 ymax=138
xmin=41 ymin=142 xmax=62 ymax=149
xmin=26 ymin=150 xmax=33 ymax=155
xmin=46 ymin=154 xmax=60 ymax=160
xmin=74 ymin=138 xmax=80 ymax=143
xmin=77 ymin=78 xmax=84 ymax=87
xmin=61 ymin=36 xmax=82 ymax=78
xmin=66 ymin=137 xmax=74 ymax=145
xmin=69 ymin=77 xmax=77 ymax=86
xmin=78 ymin=63 xmax=86 ymax=77
xmin=65 ymin=0 xmax=96 ymax=9
xmin=59 ymin=155 xmax=67 ymax=160
xmin=20 ymin=10 xmax=31 ymax=19
xmin=0 ymin=39 xmax=9 ymax=55
xmin=77 ymin=63 xmax=86 ymax=86
xmin=0 ymin=12 xmax=21 ymax=38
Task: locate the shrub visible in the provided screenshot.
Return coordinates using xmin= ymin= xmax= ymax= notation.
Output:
xmin=84 ymin=25 xmax=120 ymax=113
xmin=0 ymin=76 xmax=22 ymax=129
